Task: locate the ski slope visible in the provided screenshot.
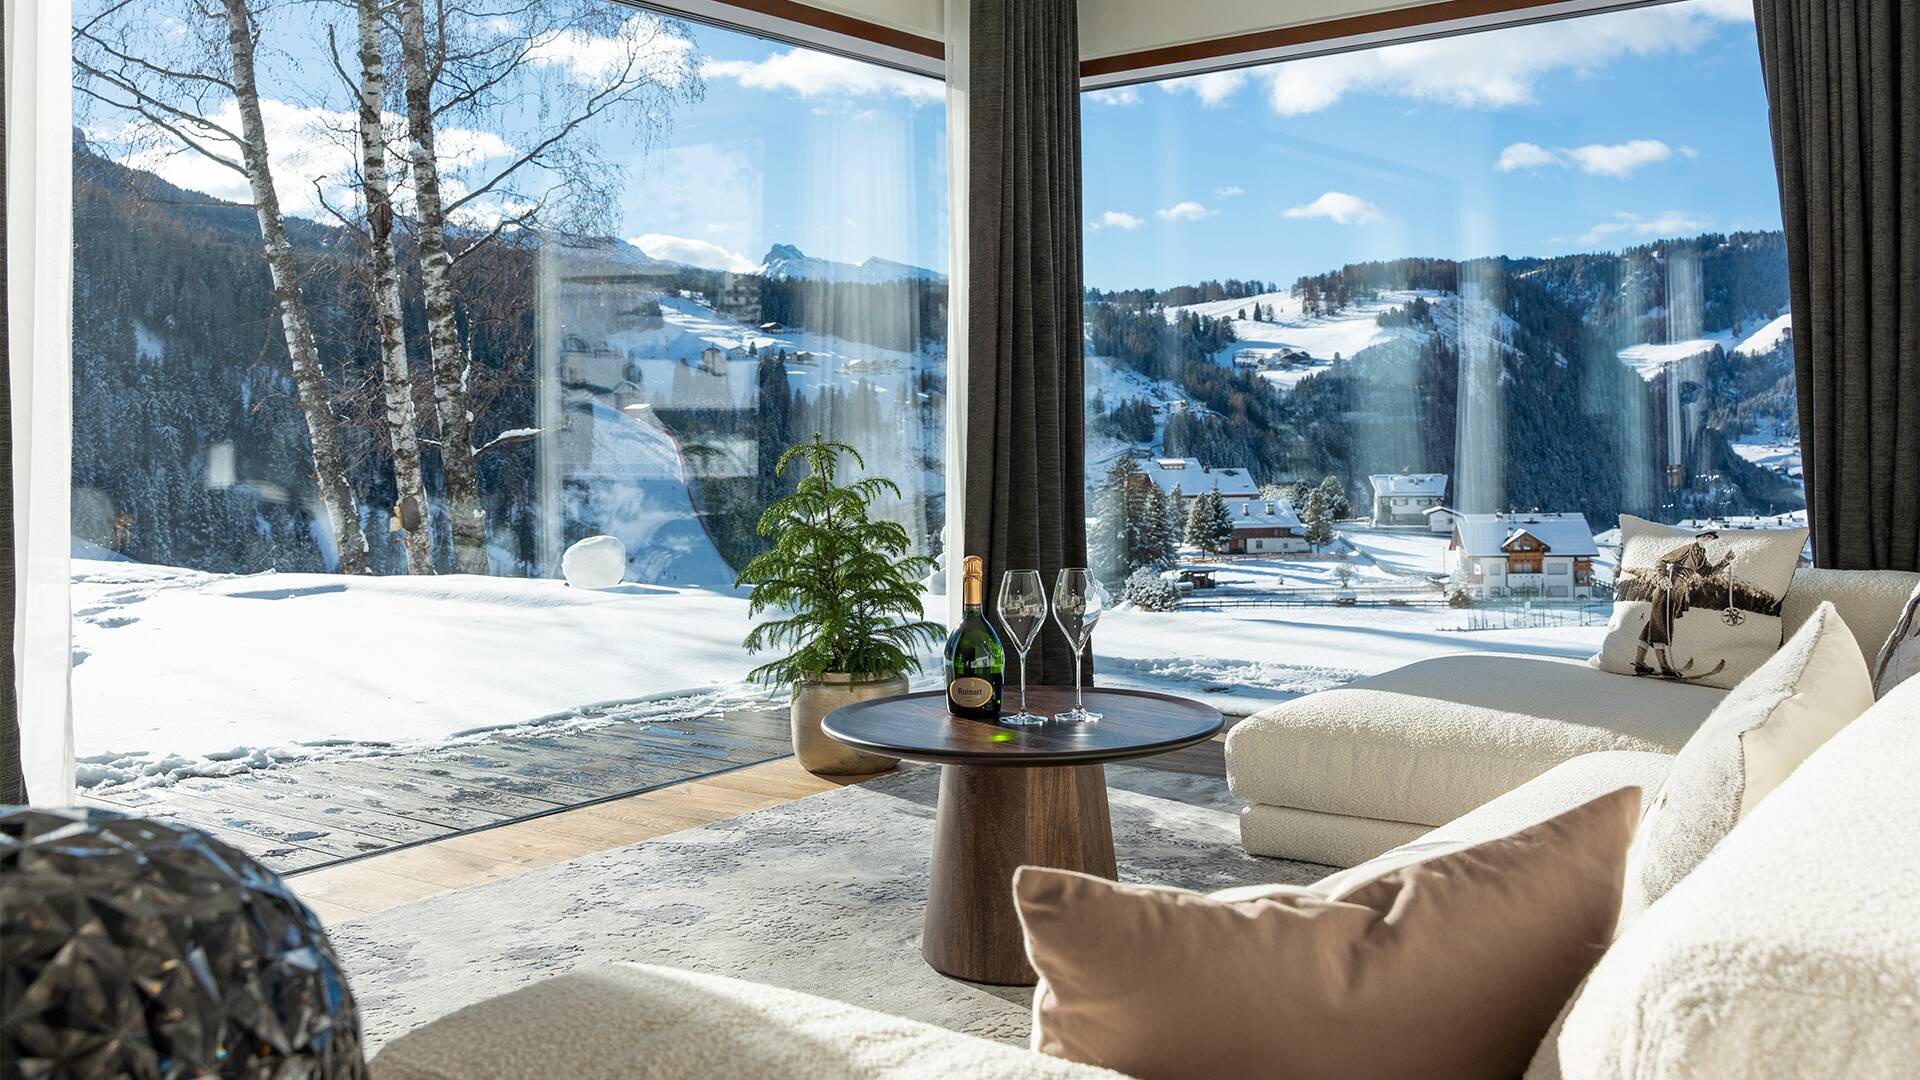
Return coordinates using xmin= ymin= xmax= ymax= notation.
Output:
xmin=1614 ymin=310 xmax=1791 ymax=380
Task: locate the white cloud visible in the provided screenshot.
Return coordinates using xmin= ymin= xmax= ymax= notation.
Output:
xmin=1087 ymin=87 xmax=1141 ymax=106
xmin=632 ymin=233 xmax=757 ymax=272
xmin=1281 ymin=191 xmax=1384 ymax=225
xmin=1214 ymin=185 xmax=1247 ymax=198
xmin=94 ymin=97 xmax=512 ymax=221
xmin=1568 ymin=139 xmax=1673 ymax=177
xmin=1576 ymin=210 xmax=1711 ymax=247
xmin=1679 ymin=145 xmax=1700 ymax=158
xmin=702 ymin=49 xmax=942 ymax=105
xmin=1497 ymin=138 xmax=1676 ymax=177
xmin=1160 ymin=70 xmax=1249 ymax=106
xmin=1088 ymin=210 xmax=1143 ymax=231
xmin=1261 ymin=4 xmax=1749 ymax=116
xmin=526 ymin=13 xmax=696 ymax=87
xmin=1155 ymin=200 xmax=1212 ymax=222
xmin=1496 ymin=142 xmax=1562 ymax=172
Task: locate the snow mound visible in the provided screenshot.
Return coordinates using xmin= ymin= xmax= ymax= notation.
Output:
xmin=562 ymin=535 xmax=627 ymax=589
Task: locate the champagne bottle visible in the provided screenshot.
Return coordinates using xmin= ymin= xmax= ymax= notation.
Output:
xmin=945 ymin=555 xmax=1005 ymax=720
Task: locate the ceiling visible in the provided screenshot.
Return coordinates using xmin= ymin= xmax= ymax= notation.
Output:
xmin=790 ymin=0 xmax=1516 ymax=56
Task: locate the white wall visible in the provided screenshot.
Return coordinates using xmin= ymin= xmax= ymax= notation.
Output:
xmin=804 ymin=0 xmax=945 ymax=40
xmin=1077 ymin=0 xmax=1428 ymax=60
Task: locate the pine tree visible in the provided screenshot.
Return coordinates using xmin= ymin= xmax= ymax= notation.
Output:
xmin=1303 ymin=488 xmax=1335 ymax=550
xmin=1316 ymin=474 xmax=1351 ymax=521
xmin=1184 ymin=492 xmax=1209 ymax=550
xmin=1164 ymin=485 xmax=1188 ymax=558
xmin=1142 ymin=484 xmax=1174 ymax=569
xmin=1090 ymin=456 xmax=1140 ymax=586
xmin=1188 ymin=489 xmax=1233 ymax=554
xmin=1122 ymin=469 xmax=1163 ymax=571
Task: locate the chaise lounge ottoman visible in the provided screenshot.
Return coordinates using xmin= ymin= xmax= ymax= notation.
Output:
xmin=1225 ymin=566 xmax=1920 ymax=866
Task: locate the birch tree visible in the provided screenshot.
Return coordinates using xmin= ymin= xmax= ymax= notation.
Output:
xmin=347 ymin=0 xmax=434 ymax=572
xmin=74 ymin=0 xmax=374 ymax=574
xmin=394 ymin=0 xmax=701 ymax=575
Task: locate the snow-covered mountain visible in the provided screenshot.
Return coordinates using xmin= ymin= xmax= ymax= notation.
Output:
xmin=760 ymin=243 xmax=944 ymax=284
xmin=1615 ymin=310 xmax=1793 ymax=380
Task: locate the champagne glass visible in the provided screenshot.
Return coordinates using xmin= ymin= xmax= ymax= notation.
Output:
xmin=995 ymin=570 xmax=1048 ymax=725
xmin=1051 ymin=568 xmax=1108 ymax=723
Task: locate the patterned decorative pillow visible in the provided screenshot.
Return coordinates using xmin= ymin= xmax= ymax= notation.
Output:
xmin=1590 ymin=515 xmax=1808 ymax=690
xmin=1873 ymin=582 xmax=1920 ymax=698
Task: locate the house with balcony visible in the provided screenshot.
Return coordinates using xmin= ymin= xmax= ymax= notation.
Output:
xmin=1369 ymin=470 xmax=1449 ymax=525
xmin=1225 ymin=499 xmax=1308 ymax=555
xmin=1448 ymin=512 xmax=1599 ymax=599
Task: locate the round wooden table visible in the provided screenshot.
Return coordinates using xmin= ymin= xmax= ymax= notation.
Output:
xmin=822 ymin=687 xmax=1223 ymax=986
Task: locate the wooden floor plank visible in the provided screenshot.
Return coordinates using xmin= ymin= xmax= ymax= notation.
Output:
xmin=269 ymin=759 xmax=562 ymax=830
xmin=172 ymin=776 xmax=457 ymax=848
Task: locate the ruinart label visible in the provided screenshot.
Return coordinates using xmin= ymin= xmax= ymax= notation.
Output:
xmin=949 ymin=677 xmax=994 ymax=709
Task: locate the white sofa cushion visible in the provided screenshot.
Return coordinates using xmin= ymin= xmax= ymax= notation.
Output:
xmin=1870 ymin=581 xmax=1920 ymax=698
xmin=1780 ymin=566 xmax=1920 ymax=663
xmin=369 ymin=963 xmax=1124 ymax=1080
xmin=1625 ymin=602 xmax=1874 ymax=918
xmin=1226 ymin=653 xmax=1721 ymax=827
xmin=1238 ymin=804 xmax=1426 ymax=867
xmin=1531 ymin=676 xmax=1920 ymax=1080
xmin=1307 ymin=750 xmax=1672 ymax=899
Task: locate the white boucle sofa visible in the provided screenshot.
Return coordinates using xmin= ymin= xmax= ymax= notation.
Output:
xmin=1224 ymin=566 xmax=1920 ymax=866
xmin=371 ymin=670 xmax=1920 ymax=1079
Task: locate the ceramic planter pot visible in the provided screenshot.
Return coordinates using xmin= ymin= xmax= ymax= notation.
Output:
xmin=790 ymin=672 xmax=904 ymax=775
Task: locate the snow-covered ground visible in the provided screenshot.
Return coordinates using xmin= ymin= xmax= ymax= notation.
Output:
xmin=1096 ymin=603 xmax=1605 ymax=713
xmin=72 ymin=549 xmax=1609 ymax=789
xmin=70 ymin=559 xmax=763 ymax=788
xmin=1339 ymin=527 xmax=1453 ymax=579
xmin=69 ymin=525 xmax=1603 ymax=788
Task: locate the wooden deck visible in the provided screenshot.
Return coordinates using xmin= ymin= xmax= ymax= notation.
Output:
xmin=79 ymin=704 xmax=794 ymax=876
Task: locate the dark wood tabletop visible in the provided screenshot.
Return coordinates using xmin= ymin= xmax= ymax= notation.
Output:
xmin=821 ymin=687 xmax=1223 ymax=767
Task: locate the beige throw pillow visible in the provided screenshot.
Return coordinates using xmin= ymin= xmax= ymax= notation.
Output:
xmin=1872 ymin=582 xmax=1920 ymax=698
xmin=1624 ymin=601 xmax=1874 ymax=919
xmin=1015 ymin=788 xmax=1641 ymax=1080
xmin=1591 ymin=515 xmax=1807 ymax=690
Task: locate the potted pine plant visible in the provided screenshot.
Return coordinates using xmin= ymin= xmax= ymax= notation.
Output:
xmin=736 ymin=434 xmax=941 ymax=774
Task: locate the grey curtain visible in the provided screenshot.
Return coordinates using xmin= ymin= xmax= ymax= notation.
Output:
xmin=1 ymin=28 xmax=22 ymax=805
xmin=1754 ymin=0 xmax=1920 ymax=571
xmin=964 ymin=0 xmax=1089 ymax=685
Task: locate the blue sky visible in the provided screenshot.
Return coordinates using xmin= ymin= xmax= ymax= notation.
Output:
xmin=1080 ymin=0 xmax=1780 ymax=290
xmin=80 ymin=0 xmax=1774 ymax=291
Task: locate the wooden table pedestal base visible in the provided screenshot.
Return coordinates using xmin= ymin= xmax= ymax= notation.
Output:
xmin=920 ymin=762 xmax=1117 ymax=986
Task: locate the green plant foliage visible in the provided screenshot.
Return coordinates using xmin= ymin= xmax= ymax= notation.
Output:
xmin=735 ymin=434 xmax=941 ymax=685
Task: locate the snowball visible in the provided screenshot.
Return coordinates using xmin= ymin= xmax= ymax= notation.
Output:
xmin=562 ymin=535 xmax=627 ymax=590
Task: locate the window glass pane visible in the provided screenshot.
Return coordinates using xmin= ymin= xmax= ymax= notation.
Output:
xmin=70 ymin=4 xmax=945 ymax=819
xmin=1080 ymin=1 xmax=1793 ymax=702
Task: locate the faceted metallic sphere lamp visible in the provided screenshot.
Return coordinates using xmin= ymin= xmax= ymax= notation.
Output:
xmin=1 ymin=807 xmax=367 ymax=1079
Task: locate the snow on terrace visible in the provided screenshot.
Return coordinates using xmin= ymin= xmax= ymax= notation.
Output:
xmin=70 ymin=559 xmax=761 ymax=787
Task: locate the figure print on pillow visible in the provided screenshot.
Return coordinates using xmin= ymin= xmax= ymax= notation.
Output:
xmin=1616 ymin=534 xmax=1772 ymax=682
xmin=1592 ymin=516 xmax=1807 ymax=691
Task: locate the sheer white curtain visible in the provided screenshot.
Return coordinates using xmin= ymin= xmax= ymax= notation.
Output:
xmin=6 ymin=0 xmax=75 ymax=804
xmin=942 ymin=0 xmax=968 ymax=628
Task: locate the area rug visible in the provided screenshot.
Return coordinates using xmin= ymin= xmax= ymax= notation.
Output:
xmin=329 ymin=763 xmax=1331 ymax=1051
